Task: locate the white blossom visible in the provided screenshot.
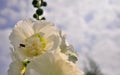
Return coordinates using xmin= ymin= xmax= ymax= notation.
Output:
xmin=9 ymin=19 xmax=61 ymax=60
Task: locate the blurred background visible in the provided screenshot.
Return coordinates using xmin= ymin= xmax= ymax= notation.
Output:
xmin=0 ymin=0 xmax=120 ymax=75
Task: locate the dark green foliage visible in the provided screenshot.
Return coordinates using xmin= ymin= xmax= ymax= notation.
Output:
xmin=84 ymin=57 xmax=104 ymax=75
xmin=86 ymin=72 xmax=96 ymax=75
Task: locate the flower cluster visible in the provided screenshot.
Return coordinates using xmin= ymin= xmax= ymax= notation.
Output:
xmin=8 ymin=19 xmax=84 ymax=75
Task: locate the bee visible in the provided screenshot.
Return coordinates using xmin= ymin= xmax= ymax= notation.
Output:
xmin=20 ymin=44 xmax=25 ymax=47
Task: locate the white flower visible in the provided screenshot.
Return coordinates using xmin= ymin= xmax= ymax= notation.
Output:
xmin=8 ymin=51 xmax=84 ymax=75
xmin=9 ymin=19 xmax=61 ymax=60
xmin=8 ymin=18 xmax=83 ymax=75
xmin=25 ymin=51 xmax=84 ymax=75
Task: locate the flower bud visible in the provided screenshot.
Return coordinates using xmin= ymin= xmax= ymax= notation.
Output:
xmin=32 ymin=0 xmax=41 ymax=8
xmin=33 ymin=13 xmax=39 ymax=20
xmin=36 ymin=8 xmax=43 ymax=16
xmin=41 ymin=1 xmax=47 ymax=7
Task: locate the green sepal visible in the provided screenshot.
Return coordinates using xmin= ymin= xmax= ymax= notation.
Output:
xmin=41 ymin=17 xmax=46 ymax=20
xmin=22 ymin=59 xmax=30 ymax=67
xmin=68 ymin=54 xmax=78 ymax=63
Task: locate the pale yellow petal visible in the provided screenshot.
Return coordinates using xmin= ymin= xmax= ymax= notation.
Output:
xmin=9 ymin=30 xmax=25 ymax=50
xmin=25 ymin=51 xmax=83 ymax=75
xmin=33 ymin=21 xmax=59 ymax=38
xmin=33 ymin=20 xmax=61 ymax=50
xmin=14 ymin=19 xmax=34 ymax=37
xmin=9 ymin=19 xmax=34 ymax=50
xmin=8 ymin=61 xmax=22 ymax=75
xmin=45 ymin=34 xmax=61 ymax=50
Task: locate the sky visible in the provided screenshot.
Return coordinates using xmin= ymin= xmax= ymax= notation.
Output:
xmin=0 ymin=0 xmax=120 ymax=75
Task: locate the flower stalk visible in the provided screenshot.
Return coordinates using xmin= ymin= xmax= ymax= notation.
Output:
xmin=21 ymin=59 xmax=30 ymax=75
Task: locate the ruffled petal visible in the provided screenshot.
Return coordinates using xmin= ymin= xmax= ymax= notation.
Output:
xmin=8 ymin=50 xmax=23 ymax=75
xmin=33 ymin=20 xmax=58 ymax=39
xmin=8 ymin=61 xmax=23 ymax=75
xmin=14 ymin=19 xmax=34 ymax=37
xmin=46 ymin=34 xmax=61 ymax=50
xmin=33 ymin=20 xmax=55 ymax=36
xmin=25 ymin=51 xmax=83 ymax=75
xmin=59 ymin=30 xmax=78 ymax=63
xmin=9 ymin=19 xmax=34 ymax=50
xmin=33 ymin=20 xmax=61 ymax=50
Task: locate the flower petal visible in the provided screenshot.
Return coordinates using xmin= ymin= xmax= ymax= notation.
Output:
xmin=8 ymin=61 xmax=23 ymax=75
xmin=59 ymin=30 xmax=78 ymax=63
xmin=8 ymin=50 xmax=23 ymax=75
xmin=45 ymin=34 xmax=61 ymax=51
xmin=33 ymin=20 xmax=61 ymax=50
xmin=9 ymin=19 xmax=34 ymax=50
xmin=33 ymin=20 xmax=59 ymax=39
xmin=14 ymin=19 xmax=34 ymax=37
xmin=25 ymin=51 xmax=83 ymax=75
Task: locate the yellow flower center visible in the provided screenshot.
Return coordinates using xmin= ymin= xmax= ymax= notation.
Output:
xmin=20 ymin=33 xmax=47 ymax=57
